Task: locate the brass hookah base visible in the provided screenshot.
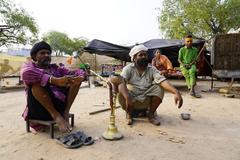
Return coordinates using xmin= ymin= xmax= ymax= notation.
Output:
xmin=102 ymin=115 xmax=123 ymax=140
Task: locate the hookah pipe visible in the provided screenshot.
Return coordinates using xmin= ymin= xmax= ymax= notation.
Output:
xmin=76 ymin=54 xmax=123 ymax=140
xmin=89 ymin=70 xmax=123 ymax=140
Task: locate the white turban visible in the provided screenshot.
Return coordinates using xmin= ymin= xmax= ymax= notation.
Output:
xmin=129 ymin=44 xmax=148 ymax=61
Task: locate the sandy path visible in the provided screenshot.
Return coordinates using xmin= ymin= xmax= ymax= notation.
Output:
xmin=0 ymin=80 xmax=240 ymax=160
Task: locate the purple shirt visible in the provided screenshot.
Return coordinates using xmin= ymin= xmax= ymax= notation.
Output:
xmin=21 ymin=61 xmax=86 ymax=102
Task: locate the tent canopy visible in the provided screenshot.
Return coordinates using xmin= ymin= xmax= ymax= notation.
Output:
xmin=84 ymin=38 xmax=211 ymax=76
xmin=84 ymin=39 xmax=205 ymax=64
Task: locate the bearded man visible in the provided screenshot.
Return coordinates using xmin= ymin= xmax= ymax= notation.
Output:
xmin=109 ymin=44 xmax=183 ymax=126
xmin=21 ymin=41 xmax=85 ymax=133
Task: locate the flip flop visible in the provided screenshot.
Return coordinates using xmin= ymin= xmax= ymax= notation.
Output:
xmin=56 ymin=134 xmax=83 ymax=149
xmin=192 ymin=94 xmax=201 ymax=98
xmin=190 ymin=93 xmax=202 ymax=98
xmin=74 ymin=131 xmax=94 ymax=146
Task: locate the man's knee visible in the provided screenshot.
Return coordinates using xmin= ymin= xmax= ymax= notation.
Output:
xmin=73 ymin=77 xmax=83 ymax=86
xmin=31 ymin=85 xmax=50 ymax=100
xmin=109 ymin=75 xmax=124 ymax=86
xmin=189 ymin=69 xmax=196 ymax=76
xmin=181 ymin=69 xmax=189 ymax=78
xmin=73 ymin=80 xmax=81 ymax=87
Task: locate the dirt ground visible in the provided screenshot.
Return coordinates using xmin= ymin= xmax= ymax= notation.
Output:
xmin=0 ymin=78 xmax=240 ymax=160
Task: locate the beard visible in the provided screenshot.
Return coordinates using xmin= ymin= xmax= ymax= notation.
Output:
xmin=39 ymin=57 xmax=51 ymax=68
xmin=136 ymin=58 xmax=148 ymax=68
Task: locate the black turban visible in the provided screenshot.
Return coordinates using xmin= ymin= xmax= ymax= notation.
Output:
xmin=30 ymin=41 xmax=52 ymax=61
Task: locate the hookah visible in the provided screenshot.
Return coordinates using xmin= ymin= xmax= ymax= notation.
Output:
xmin=90 ymin=70 xmax=123 ymax=140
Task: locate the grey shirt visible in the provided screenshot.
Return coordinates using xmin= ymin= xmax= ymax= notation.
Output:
xmin=121 ymin=63 xmax=166 ymax=101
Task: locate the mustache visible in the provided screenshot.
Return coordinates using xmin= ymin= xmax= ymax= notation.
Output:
xmin=136 ymin=58 xmax=148 ymax=68
xmin=43 ymin=57 xmax=51 ymax=62
xmin=42 ymin=57 xmax=51 ymax=65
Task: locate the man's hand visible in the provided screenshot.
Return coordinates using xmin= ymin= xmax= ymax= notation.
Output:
xmin=51 ymin=76 xmax=84 ymax=87
xmin=52 ymin=76 xmax=71 ymax=87
xmin=174 ymin=92 xmax=183 ymax=108
xmin=183 ymin=64 xmax=192 ymax=69
xmin=160 ymin=80 xmax=183 ymax=108
xmin=67 ymin=76 xmax=85 ymax=85
xmin=189 ymin=60 xmax=196 ymax=66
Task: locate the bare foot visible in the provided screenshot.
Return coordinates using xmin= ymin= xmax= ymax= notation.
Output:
xmin=63 ymin=112 xmax=70 ymax=122
xmin=55 ymin=116 xmax=72 ymax=133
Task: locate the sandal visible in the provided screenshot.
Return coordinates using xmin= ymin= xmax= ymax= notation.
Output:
xmin=56 ymin=134 xmax=83 ymax=149
xmin=74 ymin=131 xmax=94 ymax=146
xmin=190 ymin=93 xmax=202 ymax=98
xmin=148 ymin=112 xmax=161 ymax=126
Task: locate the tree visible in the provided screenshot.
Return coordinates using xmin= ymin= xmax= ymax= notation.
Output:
xmin=42 ymin=31 xmax=70 ymax=56
xmin=42 ymin=31 xmax=88 ymax=56
xmin=0 ymin=0 xmax=38 ymax=46
xmin=158 ymin=0 xmax=240 ymax=40
xmin=71 ymin=37 xmax=88 ymax=52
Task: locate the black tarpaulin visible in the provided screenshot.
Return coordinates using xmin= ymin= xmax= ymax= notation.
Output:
xmin=84 ymin=39 xmax=131 ymax=62
xmin=84 ymin=39 xmax=205 ymax=63
xmin=84 ymin=38 xmax=211 ymax=76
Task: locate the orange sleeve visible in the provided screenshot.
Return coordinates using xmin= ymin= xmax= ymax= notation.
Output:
xmin=161 ymin=55 xmax=173 ymax=70
xmin=165 ymin=57 xmax=173 ymax=70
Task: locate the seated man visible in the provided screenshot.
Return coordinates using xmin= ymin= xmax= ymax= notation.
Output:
xmin=109 ymin=44 xmax=183 ymax=126
xmin=151 ymin=49 xmax=174 ymax=75
xmin=178 ymin=35 xmax=201 ymax=98
xmin=0 ymin=59 xmax=15 ymax=75
xmin=0 ymin=59 xmax=17 ymax=82
xmin=21 ymin=41 xmax=86 ymax=132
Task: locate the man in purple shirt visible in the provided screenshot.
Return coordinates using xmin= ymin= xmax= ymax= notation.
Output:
xmin=21 ymin=41 xmax=85 ymax=132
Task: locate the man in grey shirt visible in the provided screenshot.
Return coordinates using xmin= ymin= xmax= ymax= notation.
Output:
xmin=109 ymin=44 xmax=183 ymax=126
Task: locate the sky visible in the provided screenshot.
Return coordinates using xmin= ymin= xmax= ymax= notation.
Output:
xmin=14 ymin=0 xmax=163 ymax=45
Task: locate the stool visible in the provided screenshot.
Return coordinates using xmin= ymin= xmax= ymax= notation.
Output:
xmin=26 ymin=113 xmax=74 ymax=139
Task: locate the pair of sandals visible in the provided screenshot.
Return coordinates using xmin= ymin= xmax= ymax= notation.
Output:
xmin=56 ymin=131 xmax=94 ymax=149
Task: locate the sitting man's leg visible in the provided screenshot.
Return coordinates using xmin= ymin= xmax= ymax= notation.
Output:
xmin=30 ymin=85 xmax=72 ymax=133
xmin=64 ymin=77 xmax=82 ymax=120
xmin=189 ymin=65 xmax=198 ymax=97
xmin=109 ymin=76 xmax=134 ymax=125
xmin=145 ymin=85 xmax=164 ymax=126
xmin=180 ymin=67 xmax=191 ymax=90
xmin=148 ymin=96 xmax=162 ymax=125
xmin=118 ymin=83 xmax=135 ymax=125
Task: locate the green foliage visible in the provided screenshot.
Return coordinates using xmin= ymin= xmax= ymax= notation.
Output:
xmin=71 ymin=38 xmax=88 ymax=51
xmin=158 ymin=0 xmax=240 ymax=40
xmin=0 ymin=0 xmax=38 ymax=46
xmin=42 ymin=31 xmax=71 ymax=56
xmin=42 ymin=30 xmax=88 ymax=56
